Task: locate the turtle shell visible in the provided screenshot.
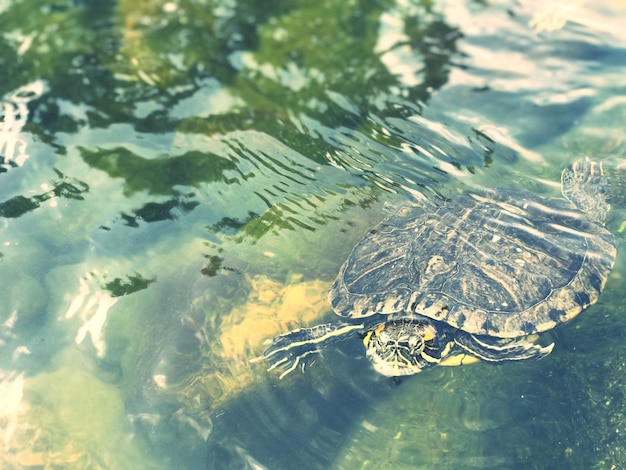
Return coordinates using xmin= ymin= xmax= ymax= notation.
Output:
xmin=329 ymin=189 xmax=616 ymax=338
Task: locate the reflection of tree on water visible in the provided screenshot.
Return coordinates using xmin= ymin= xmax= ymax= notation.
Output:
xmin=0 ymin=169 xmax=88 ymax=218
xmin=79 ymin=147 xmax=237 ymax=195
xmin=5 ymin=0 xmax=624 ymax=468
xmin=1 ymin=0 xmax=466 ymax=239
xmin=0 ymin=3 xmax=467 ymax=468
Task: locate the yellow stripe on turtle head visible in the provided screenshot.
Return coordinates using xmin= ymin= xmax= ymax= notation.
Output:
xmin=374 ymin=323 xmax=386 ymax=335
xmin=363 ymin=323 xmax=386 ymax=347
xmin=423 ymin=324 xmax=436 ymax=342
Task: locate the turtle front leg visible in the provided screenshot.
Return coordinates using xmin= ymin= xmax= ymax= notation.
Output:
xmin=260 ymin=322 xmax=363 ymax=379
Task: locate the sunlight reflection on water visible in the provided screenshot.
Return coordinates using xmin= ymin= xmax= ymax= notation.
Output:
xmin=0 ymin=0 xmax=625 ymax=468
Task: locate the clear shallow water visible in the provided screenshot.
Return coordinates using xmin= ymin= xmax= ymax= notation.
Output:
xmin=1 ymin=0 xmax=626 ymax=468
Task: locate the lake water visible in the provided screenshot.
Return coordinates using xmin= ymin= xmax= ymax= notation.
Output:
xmin=1 ymin=0 xmax=626 ymax=468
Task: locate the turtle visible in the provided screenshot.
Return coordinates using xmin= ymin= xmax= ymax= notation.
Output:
xmin=262 ymin=159 xmax=616 ymax=378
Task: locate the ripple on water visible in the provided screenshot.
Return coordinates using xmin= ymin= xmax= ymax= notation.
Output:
xmin=1 ymin=0 xmax=626 ymax=468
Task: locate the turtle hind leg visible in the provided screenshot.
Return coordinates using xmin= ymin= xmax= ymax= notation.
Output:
xmin=260 ymin=322 xmax=362 ymax=379
xmin=561 ymin=158 xmax=610 ymax=224
xmin=453 ymin=331 xmax=554 ymax=364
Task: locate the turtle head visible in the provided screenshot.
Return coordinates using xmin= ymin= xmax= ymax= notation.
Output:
xmin=363 ymin=318 xmax=444 ymax=377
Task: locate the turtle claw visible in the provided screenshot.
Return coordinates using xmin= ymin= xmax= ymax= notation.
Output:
xmin=267 ymin=349 xmax=318 ymax=379
xmin=262 ymin=328 xmax=323 ymax=378
xmin=262 ymin=322 xmax=362 ymax=378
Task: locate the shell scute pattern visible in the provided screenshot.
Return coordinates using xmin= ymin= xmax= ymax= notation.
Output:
xmin=330 ymin=188 xmax=616 ymax=338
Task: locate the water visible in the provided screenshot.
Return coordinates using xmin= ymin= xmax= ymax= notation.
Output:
xmin=1 ymin=0 xmax=626 ymax=468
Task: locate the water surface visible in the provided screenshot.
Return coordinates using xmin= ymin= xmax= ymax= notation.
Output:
xmin=1 ymin=0 xmax=626 ymax=468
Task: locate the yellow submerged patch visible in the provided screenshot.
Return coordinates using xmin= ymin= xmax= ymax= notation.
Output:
xmin=219 ymin=275 xmax=331 ymax=360
xmin=182 ymin=275 xmax=332 ymax=412
xmin=439 ymin=353 xmax=481 ymax=367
